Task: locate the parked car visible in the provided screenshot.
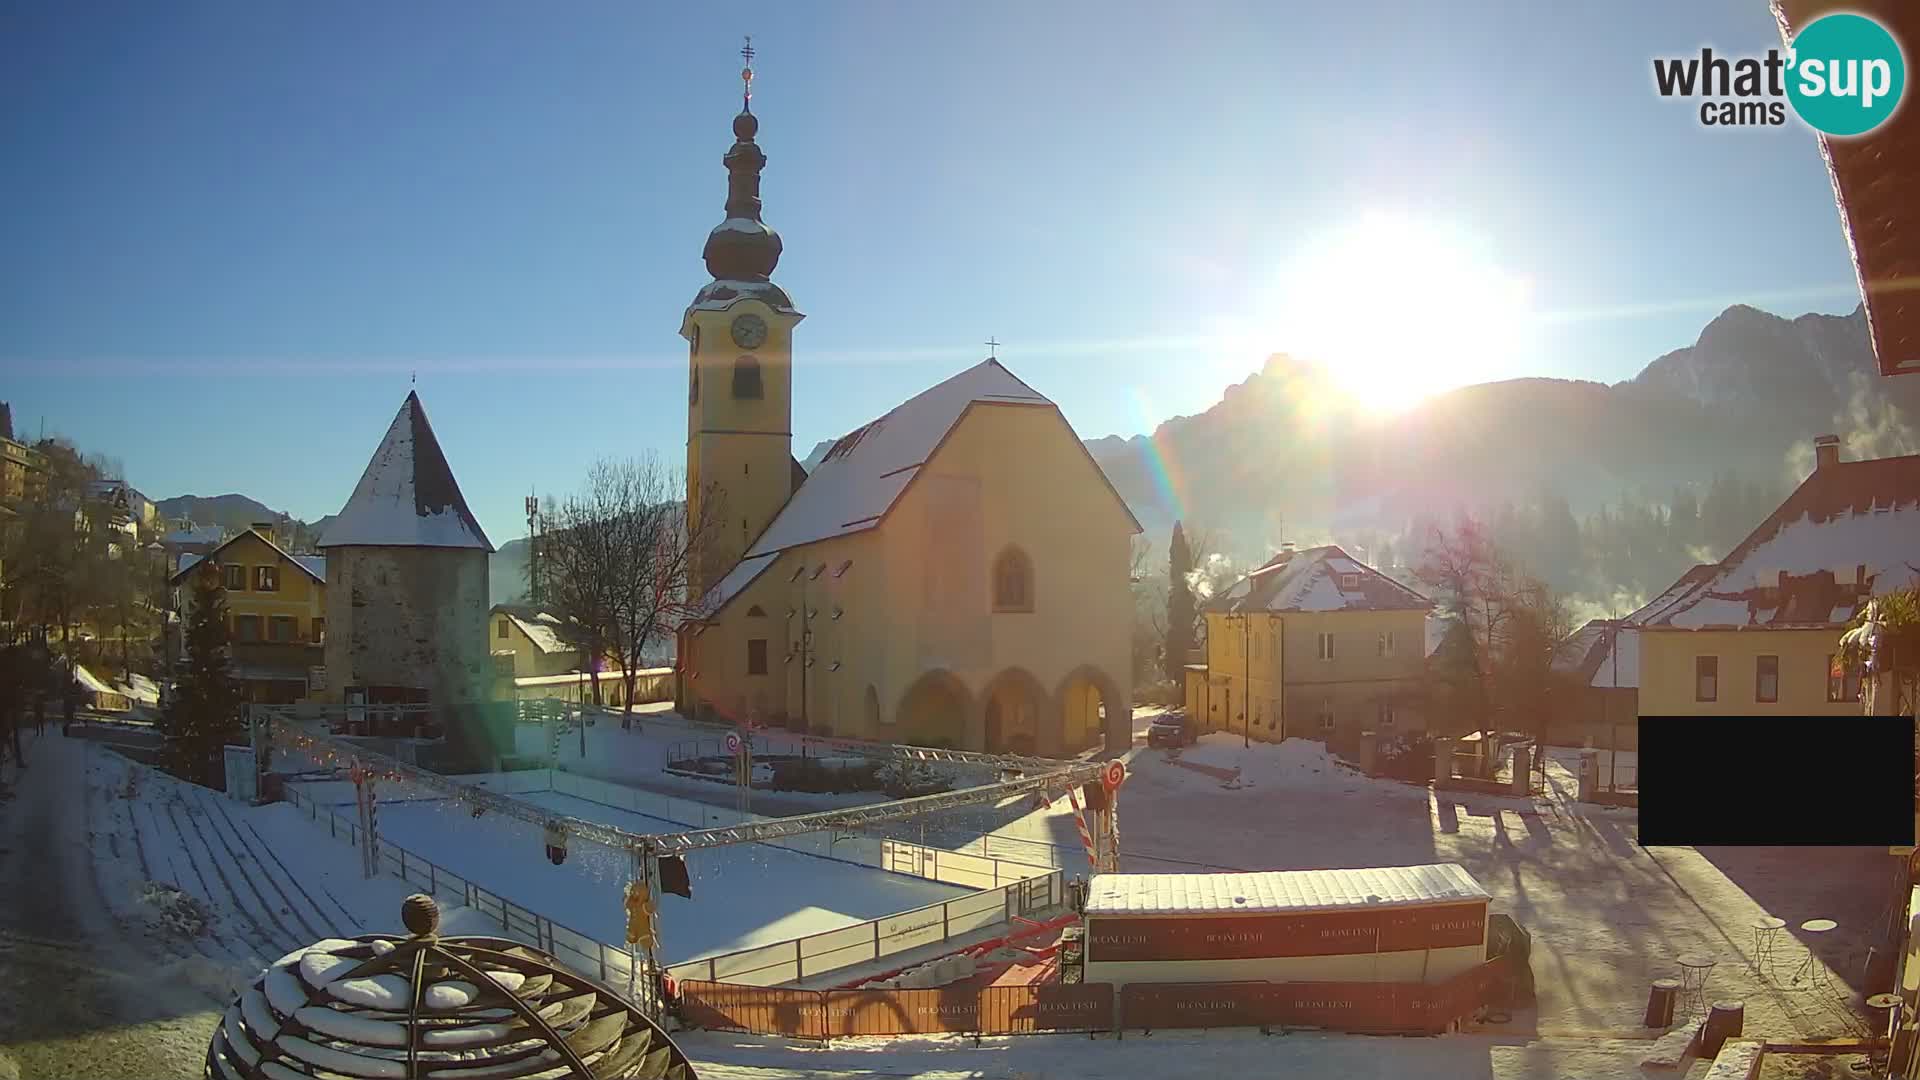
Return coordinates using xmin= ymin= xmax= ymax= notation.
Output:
xmin=1147 ymin=710 xmax=1196 ymax=748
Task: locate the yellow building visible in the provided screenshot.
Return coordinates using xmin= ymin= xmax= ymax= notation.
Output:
xmin=489 ymin=604 xmax=584 ymax=679
xmin=1188 ymin=545 xmax=1433 ymax=753
xmin=1635 ymin=438 xmax=1919 ymax=717
xmin=676 ymin=92 xmax=1139 ymax=755
xmin=171 ymin=525 xmax=327 ymax=704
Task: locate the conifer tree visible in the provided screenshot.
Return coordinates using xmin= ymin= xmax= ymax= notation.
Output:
xmin=1164 ymin=523 xmax=1195 ymax=685
xmin=164 ymin=567 xmax=243 ymax=787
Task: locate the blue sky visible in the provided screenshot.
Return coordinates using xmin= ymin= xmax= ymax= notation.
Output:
xmin=0 ymin=0 xmax=1868 ymax=544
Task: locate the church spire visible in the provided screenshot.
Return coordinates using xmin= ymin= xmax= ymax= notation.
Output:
xmin=702 ymin=36 xmax=783 ymax=283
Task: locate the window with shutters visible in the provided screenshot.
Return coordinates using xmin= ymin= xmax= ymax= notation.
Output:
xmin=255 ymin=565 xmax=280 ymax=592
xmin=1317 ymin=632 xmax=1335 ymax=661
xmin=1827 ymin=655 xmax=1862 ymax=703
xmin=269 ymin=616 xmax=296 ymax=643
xmin=235 ymin=615 xmax=262 ymax=643
xmin=223 ymin=563 xmax=247 ymax=591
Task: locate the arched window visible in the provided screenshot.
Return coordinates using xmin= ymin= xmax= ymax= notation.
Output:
xmin=866 ymin=685 xmax=885 ymax=727
xmin=992 ymin=546 xmax=1034 ymax=613
xmin=732 ymin=355 xmax=763 ymax=399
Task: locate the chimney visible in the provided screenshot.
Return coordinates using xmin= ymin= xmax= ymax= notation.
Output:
xmin=251 ymin=521 xmax=278 ymax=547
xmin=1813 ymin=434 xmax=1841 ymax=471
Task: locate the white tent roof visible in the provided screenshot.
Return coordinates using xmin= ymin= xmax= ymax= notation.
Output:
xmin=1084 ymin=863 xmax=1489 ymax=917
xmin=319 ymin=392 xmax=493 ymax=551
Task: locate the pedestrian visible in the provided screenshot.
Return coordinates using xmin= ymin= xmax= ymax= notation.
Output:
xmin=31 ymin=686 xmax=46 ymax=738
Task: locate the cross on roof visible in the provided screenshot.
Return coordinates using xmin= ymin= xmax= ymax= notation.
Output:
xmin=741 ymin=36 xmax=755 ymax=110
xmin=986 ymin=337 xmax=1001 ymax=359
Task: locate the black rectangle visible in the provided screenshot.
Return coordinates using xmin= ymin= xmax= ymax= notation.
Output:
xmin=1638 ymin=716 xmax=1914 ymax=846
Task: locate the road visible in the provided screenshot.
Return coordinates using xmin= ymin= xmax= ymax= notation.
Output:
xmin=0 ymin=731 xmax=224 ymax=1080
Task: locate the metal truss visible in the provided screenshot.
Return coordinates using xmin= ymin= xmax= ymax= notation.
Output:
xmin=254 ymin=706 xmax=1109 ymax=857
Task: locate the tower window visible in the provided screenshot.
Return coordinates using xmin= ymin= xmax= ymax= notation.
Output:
xmin=732 ymin=355 xmax=763 ymax=399
xmin=992 ymin=546 xmax=1034 ymax=613
xmin=690 ymin=367 xmax=700 ymax=405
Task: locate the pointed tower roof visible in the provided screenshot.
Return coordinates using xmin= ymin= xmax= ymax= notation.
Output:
xmin=318 ymin=392 xmax=494 ymax=551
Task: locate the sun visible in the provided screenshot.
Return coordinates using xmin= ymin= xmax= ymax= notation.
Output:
xmin=1261 ymin=213 xmax=1536 ymax=413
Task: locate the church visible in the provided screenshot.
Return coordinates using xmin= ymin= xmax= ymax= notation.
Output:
xmin=676 ymin=60 xmax=1139 ymax=757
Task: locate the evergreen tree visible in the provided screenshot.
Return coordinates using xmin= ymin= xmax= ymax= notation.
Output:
xmin=1164 ymin=522 xmax=1195 ymax=685
xmin=164 ymin=567 xmax=243 ymax=787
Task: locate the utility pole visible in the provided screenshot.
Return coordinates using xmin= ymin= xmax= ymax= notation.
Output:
xmin=524 ymin=493 xmax=540 ymax=605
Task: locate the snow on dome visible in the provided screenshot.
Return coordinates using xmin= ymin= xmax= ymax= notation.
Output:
xmin=205 ymin=895 xmax=695 ymax=1080
xmin=318 ymin=392 xmax=493 ymax=552
xmin=744 ymin=360 xmax=1053 ymax=559
xmin=1084 ymin=863 xmax=1489 ymax=917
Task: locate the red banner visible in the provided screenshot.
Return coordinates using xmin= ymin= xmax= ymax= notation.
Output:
xmin=1088 ymin=902 xmax=1486 ymax=962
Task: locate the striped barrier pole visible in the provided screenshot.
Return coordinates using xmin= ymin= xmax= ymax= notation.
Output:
xmin=1067 ymin=786 xmax=1099 ymax=871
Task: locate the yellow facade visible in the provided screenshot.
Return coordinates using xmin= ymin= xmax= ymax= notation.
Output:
xmin=683 ymin=297 xmax=802 ymax=602
xmin=488 ymin=610 xmax=583 ymax=679
xmin=1200 ymin=607 xmax=1428 ymax=744
xmin=684 ymin=402 xmax=1136 ymax=756
xmin=181 ymin=531 xmax=327 ymax=646
xmin=1637 ymin=627 xmax=1867 ymax=717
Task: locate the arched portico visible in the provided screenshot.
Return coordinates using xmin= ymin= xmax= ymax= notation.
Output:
xmin=893 ymin=669 xmax=973 ymax=748
xmin=981 ymin=667 xmax=1049 ymax=756
xmin=1055 ymin=665 xmax=1126 ymax=754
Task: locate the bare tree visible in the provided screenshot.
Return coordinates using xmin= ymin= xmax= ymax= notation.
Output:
xmin=1413 ymin=513 xmax=1574 ymax=742
xmin=541 ymin=457 xmax=724 ymax=729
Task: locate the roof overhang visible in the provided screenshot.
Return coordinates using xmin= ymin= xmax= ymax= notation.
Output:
xmin=1774 ymin=0 xmax=1920 ymax=376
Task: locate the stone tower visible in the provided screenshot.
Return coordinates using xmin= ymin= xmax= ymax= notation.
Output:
xmin=319 ymin=391 xmax=494 ymax=713
xmin=681 ymin=65 xmax=805 ymax=603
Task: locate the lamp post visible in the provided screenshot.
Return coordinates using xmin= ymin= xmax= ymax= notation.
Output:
xmin=1242 ymin=612 xmax=1252 ymax=748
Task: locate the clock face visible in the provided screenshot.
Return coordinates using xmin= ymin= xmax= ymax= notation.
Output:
xmin=730 ymin=314 xmax=768 ymax=349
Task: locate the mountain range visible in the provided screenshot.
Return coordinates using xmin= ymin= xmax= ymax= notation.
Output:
xmin=156 ymin=302 xmax=1920 ymax=601
xmin=1085 ymin=303 xmax=1920 ymax=561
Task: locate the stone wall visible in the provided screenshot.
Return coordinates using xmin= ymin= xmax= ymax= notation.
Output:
xmin=323 ymin=546 xmax=490 ymax=707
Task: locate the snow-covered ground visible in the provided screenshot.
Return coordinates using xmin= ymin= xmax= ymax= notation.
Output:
xmin=6 ymin=709 xmax=1892 ymax=1078
xmin=280 ymin=781 xmax=970 ymax=964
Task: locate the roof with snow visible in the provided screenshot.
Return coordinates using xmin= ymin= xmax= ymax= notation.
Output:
xmin=491 ymin=604 xmax=575 ymax=655
xmin=1552 ymin=565 xmax=1718 ymax=690
xmin=1775 ymin=0 xmax=1920 ymax=377
xmin=1208 ymin=545 xmax=1433 ymax=615
xmin=1084 ymin=863 xmax=1490 ymax=917
xmin=319 ymin=392 xmax=493 ymax=552
xmin=700 ymin=359 xmax=1142 ymax=613
xmin=170 ymin=529 xmax=327 ymax=586
xmin=1640 ymin=451 xmax=1920 ymax=630
xmin=164 ymin=525 xmax=225 ymax=547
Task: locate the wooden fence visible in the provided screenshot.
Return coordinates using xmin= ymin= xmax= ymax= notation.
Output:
xmin=677 ymin=958 xmax=1509 ymax=1039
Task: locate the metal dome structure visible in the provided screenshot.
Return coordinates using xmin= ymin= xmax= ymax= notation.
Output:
xmin=205 ymin=895 xmax=697 ymax=1080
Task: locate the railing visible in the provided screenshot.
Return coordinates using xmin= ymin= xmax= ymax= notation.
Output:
xmin=663 ymin=869 xmax=1061 ymax=987
xmin=275 ymin=761 xmax=1064 ymax=992
xmin=279 ymin=780 xmax=646 ymax=995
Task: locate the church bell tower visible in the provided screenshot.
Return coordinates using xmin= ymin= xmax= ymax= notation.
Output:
xmin=682 ymin=38 xmax=803 ymax=603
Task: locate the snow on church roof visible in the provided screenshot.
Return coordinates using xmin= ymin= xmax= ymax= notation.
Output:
xmin=744 ymin=359 xmax=1052 ymax=559
xmin=318 ymin=392 xmax=493 ymax=552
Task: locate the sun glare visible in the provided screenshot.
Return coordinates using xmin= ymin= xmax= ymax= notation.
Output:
xmin=1264 ymin=213 xmax=1536 ymax=413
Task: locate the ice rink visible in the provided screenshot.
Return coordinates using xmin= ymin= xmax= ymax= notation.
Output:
xmin=286 ymin=781 xmax=971 ymax=964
